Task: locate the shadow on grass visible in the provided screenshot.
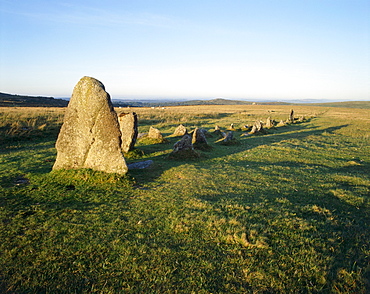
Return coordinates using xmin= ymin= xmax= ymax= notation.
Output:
xmin=194 ymin=156 xmax=369 ymax=292
xmin=129 ymin=122 xmax=350 ymax=185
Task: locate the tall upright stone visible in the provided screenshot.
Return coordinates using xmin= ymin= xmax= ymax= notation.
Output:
xmin=287 ymin=109 xmax=294 ymax=123
xmin=118 ymin=112 xmax=138 ymax=153
xmin=265 ymin=117 xmax=275 ymax=129
xmin=192 ymin=128 xmax=212 ymax=151
xmin=53 ymin=76 xmax=128 ymax=174
xmin=192 ymin=128 xmax=208 ymax=145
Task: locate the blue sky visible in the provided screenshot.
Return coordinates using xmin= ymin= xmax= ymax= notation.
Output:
xmin=0 ymin=0 xmax=369 ymax=101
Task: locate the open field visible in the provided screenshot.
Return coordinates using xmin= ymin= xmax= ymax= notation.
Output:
xmin=0 ymin=104 xmax=369 ymax=293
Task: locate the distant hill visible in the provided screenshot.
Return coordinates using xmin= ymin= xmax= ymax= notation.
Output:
xmin=2 ymin=92 xmax=368 ymax=109
xmin=113 ymin=98 xmax=292 ymax=108
xmin=141 ymin=98 xmax=369 ymax=108
xmin=300 ymin=101 xmax=370 ymax=109
xmin=0 ymin=92 xmax=68 ymax=107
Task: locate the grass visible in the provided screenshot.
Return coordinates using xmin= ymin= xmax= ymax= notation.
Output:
xmin=0 ymin=104 xmax=369 ymax=293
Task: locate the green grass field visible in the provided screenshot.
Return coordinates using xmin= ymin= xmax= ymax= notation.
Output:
xmin=0 ymin=104 xmax=369 ymax=293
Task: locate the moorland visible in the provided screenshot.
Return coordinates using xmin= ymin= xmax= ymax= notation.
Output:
xmin=0 ymin=102 xmax=369 ymax=293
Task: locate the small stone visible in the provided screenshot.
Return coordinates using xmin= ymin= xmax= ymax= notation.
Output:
xmin=14 ymin=176 xmax=29 ymax=186
xmin=137 ymin=133 xmax=148 ymax=140
xmin=148 ymin=126 xmax=163 ymax=140
xmin=220 ymin=131 xmax=240 ymax=145
xmin=224 ymin=131 xmax=234 ymax=142
xmin=127 ymin=160 xmax=153 ymax=169
xmin=241 ymin=125 xmax=251 ymax=132
xmin=228 ymin=123 xmax=237 ymax=131
xmin=277 ymin=120 xmax=286 ymax=127
xmin=173 ymin=124 xmax=188 ymax=137
xmin=173 ymin=134 xmax=193 ymax=153
xmin=249 ymin=120 xmax=267 ymax=135
xmin=169 ymin=134 xmax=200 ymax=159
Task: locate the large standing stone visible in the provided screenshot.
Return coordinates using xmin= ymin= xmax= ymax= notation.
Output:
xmin=53 ymin=76 xmax=128 ymax=174
xmin=118 ymin=112 xmax=138 ymax=153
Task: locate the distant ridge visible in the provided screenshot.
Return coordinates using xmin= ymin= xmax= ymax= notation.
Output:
xmin=300 ymin=100 xmax=370 ymax=109
xmin=113 ymin=98 xmax=291 ymax=107
xmin=122 ymin=98 xmax=369 ymax=109
xmin=0 ymin=92 xmax=68 ymax=107
xmin=1 ymin=92 xmax=368 ymax=109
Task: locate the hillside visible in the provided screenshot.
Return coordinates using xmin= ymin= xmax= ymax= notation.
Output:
xmin=0 ymin=92 xmax=68 ymax=107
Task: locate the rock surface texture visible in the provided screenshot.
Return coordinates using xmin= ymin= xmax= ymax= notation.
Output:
xmin=53 ymin=76 xmax=128 ymax=174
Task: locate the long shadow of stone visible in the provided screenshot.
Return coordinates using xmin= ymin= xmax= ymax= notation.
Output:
xmin=129 ymin=122 xmax=351 ymax=186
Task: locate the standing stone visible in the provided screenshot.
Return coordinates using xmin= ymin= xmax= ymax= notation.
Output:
xmin=173 ymin=134 xmax=193 ymax=153
xmin=277 ymin=120 xmax=286 ymax=127
xmin=229 ymin=123 xmax=236 ymax=131
xmin=118 ymin=112 xmax=138 ymax=153
xmin=53 ymin=76 xmax=128 ymax=174
xmin=287 ymin=109 xmax=294 ymax=123
xmin=249 ymin=120 xmax=264 ymax=135
xmin=173 ymin=124 xmax=188 ymax=137
xmin=298 ymin=116 xmax=305 ymax=122
xmin=148 ymin=126 xmax=163 ymax=140
xmin=241 ymin=125 xmax=251 ymax=132
xmin=192 ymin=128 xmax=212 ymax=151
xmin=220 ymin=131 xmax=240 ymax=145
xmin=169 ymin=134 xmax=200 ymax=159
xmin=224 ymin=131 xmax=234 ymax=142
xmin=213 ymin=125 xmax=223 ymax=137
xmin=192 ymin=128 xmax=208 ymax=144
xmin=265 ymin=117 xmax=275 ymax=129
